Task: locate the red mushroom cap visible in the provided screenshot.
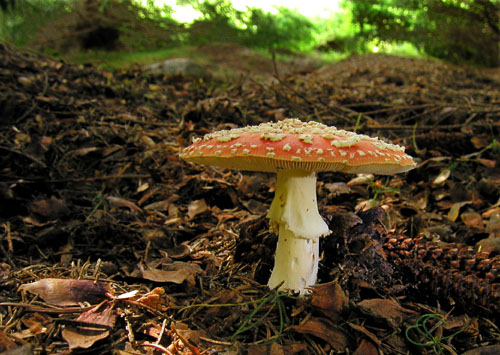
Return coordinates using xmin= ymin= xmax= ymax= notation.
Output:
xmin=180 ymin=118 xmax=416 ymax=174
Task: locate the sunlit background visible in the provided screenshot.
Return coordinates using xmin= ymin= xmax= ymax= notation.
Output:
xmin=140 ymin=0 xmax=343 ymax=22
xmin=0 ymin=0 xmax=496 ymax=68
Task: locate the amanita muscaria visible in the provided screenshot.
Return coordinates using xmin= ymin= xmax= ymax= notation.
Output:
xmin=180 ymin=118 xmax=416 ymax=295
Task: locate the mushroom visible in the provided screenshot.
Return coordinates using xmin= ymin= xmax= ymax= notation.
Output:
xmin=179 ymin=119 xmax=416 ymax=295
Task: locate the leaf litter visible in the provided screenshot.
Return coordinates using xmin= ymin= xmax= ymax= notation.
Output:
xmin=0 ymin=42 xmax=499 ymax=353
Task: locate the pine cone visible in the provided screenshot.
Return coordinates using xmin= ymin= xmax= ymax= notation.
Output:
xmin=384 ymin=235 xmax=499 ymax=317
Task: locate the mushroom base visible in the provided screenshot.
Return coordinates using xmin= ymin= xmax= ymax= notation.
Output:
xmin=267 ymin=225 xmax=319 ymax=294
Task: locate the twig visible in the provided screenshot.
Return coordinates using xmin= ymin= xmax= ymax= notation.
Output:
xmin=1 ymin=173 xmax=149 ymax=184
xmin=0 ymin=145 xmax=47 ymax=168
xmin=0 ymin=302 xmax=97 ymax=313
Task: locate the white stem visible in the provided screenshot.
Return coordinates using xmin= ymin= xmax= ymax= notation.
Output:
xmin=267 ymin=170 xmax=330 ymax=295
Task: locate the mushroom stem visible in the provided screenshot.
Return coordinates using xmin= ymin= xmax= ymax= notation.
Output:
xmin=267 ymin=170 xmax=330 ymax=294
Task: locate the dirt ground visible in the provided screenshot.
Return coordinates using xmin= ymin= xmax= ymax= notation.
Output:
xmin=0 ymin=42 xmax=499 ymax=354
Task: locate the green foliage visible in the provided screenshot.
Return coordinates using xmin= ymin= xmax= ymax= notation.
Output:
xmin=186 ymin=0 xmax=243 ymax=45
xmin=405 ymin=313 xmax=469 ymax=354
xmin=177 ymin=287 xmax=288 ymax=346
xmin=108 ymin=0 xmax=183 ymax=51
xmin=0 ymin=0 xmax=182 ymax=51
xmin=241 ymin=7 xmax=317 ymax=51
xmin=345 ymin=0 xmax=500 ymax=67
xmin=1 ymin=0 xmax=319 ymax=55
xmin=185 ymin=0 xmax=318 ymax=51
xmin=231 ymin=288 xmax=286 ymax=345
xmin=0 ymin=0 xmax=70 ymax=46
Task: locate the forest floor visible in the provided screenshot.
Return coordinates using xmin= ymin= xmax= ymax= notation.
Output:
xmin=0 ymin=42 xmax=499 ymax=354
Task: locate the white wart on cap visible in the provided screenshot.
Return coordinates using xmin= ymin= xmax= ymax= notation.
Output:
xmin=180 ymin=118 xmax=416 ymax=295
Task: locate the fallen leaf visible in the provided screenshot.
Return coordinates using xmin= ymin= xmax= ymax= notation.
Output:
xmin=187 ymin=199 xmax=209 ymax=219
xmin=311 ymin=281 xmax=348 ymax=322
xmin=433 ymin=168 xmax=451 ymax=185
xmin=140 ymin=135 xmax=156 ymax=148
xmin=0 ymin=329 xmax=17 ymax=351
xmin=462 ymin=345 xmax=500 ymax=355
xmin=248 ymin=342 xmax=284 ymax=355
xmin=71 ymin=146 xmax=100 ymax=156
xmin=18 ymin=279 xmax=110 ymax=307
xmin=29 ymin=197 xmax=70 ymax=219
xmin=348 ymin=322 xmax=382 ymax=346
xmin=486 ymin=213 xmax=500 ymax=237
xmin=447 ymin=201 xmax=471 ymax=222
xmin=203 ymin=289 xmax=240 ymax=321
xmin=0 ymin=263 xmax=11 ymax=282
xmin=287 ymin=318 xmax=347 ymax=351
xmin=137 ymin=182 xmax=149 ymax=193
xmin=324 ymin=182 xmax=352 ymax=196
xmin=423 ymin=224 xmax=453 ymax=239
xmin=347 ymin=174 xmax=373 ymax=186
xmin=0 ymin=344 xmax=34 ymax=354
xmin=357 ymin=298 xmax=417 ymax=328
xmin=476 ymin=158 xmax=496 ymax=168
xmin=353 ymin=338 xmax=379 ymax=355
xmin=106 ymin=196 xmax=142 ymax=213
xmin=134 ymin=287 xmax=167 ymax=311
xmin=165 ymin=243 xmax=191 ymax=259
xmin=174 ymin=322 xmax=209 ymax=346
xmin=470 ymin=134 xmax=491 ymax=149
xmin=461 ymin=211 xmax=483 ymax=229
xmin=62 ymin=302 xmax=116 ymax=349
xmin=281 ymin=343 xmax=308 ymax=354
xmin=476 ymin=237 xmax=500 ymax=254
xmin=139 ymin=262 xmax=203 ymax=286
xmin=482 ymin=208 xmax=500 ymax=219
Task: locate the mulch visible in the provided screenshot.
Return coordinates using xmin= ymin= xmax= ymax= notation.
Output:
xmin=0 ymin=42 xmax=499 ymax=354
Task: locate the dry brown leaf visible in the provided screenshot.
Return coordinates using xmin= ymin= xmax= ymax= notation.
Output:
xmin=287 ymin=318 xmax=347 ymax=351
xmin=136 ymin=182 xmax=149 ymax=193
xmin=248 ymin=342 xmax=284 ymax=355
xmin=462 ymin=345 xmax=500 ymax=355
xmin=203 ymin=289 xmax=240 ymax=321
xmin=0 ymin=329 xmax=17 ymax=351
xmin=29 ymin=197 xmax=70 ymax=219
xmin=348 ymin=322 xmax=382 ymax=346
xmin=311 ymin=281 xmax=348 ymax=322
xmin=165 ymin=243 xmax=191 ymax=259
xmin=174 ymin=322 xmax=209 ymax=346
xmin=460 ymin=211 xmax=483 ymax=229
xmin=486 ymin=213 xmax=500 ymax=237
xmin=476 ymin=237 xmax=500 ymax=254
xmin=139 ymin=262 xmax=203 ymax=286
xmin=482 ymin=207 xmax=500 ymax=219
xmin=470 ymin=134 xmax=491 ymax=149
xmin=18 ymin=279 xmax=110 ymax=307
xmin=62 ymin=302 xmax=116 ymax=349
xmin=357 ymin=298 xmax=417 ymax=328
xmin=140 ymin=135 xmax=156 ymax=148
xmin=106 ymin=196 xmax=142 ymax=213
xmin=0 ymin=263 xmax=11 ymax=282
xmin=324 ymin=182 xmax=352 ymax=196
xmin=10 ymin=313 xmax=52 ymax=340
xmin=352 ymin=338 xmax=379 ymax=355
xmin=447 ymin=201 xmax=471 ymax=222
xmin=476 ymin=158 xmax=496 ymax=168
xmin=71 ymin=146 xmax=99 ymax=156
xmin=281 ymin=343 xmax=308 ymax=354
xmin=433 ymin=168 xmax=451 ymax=185
xmin=134 ymin=287 xmax=167 ymax=311
xmin=187 ymin=199 xmax=209 ymax=219
xmin=347 ymin=174 xmax=374 ymax=186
